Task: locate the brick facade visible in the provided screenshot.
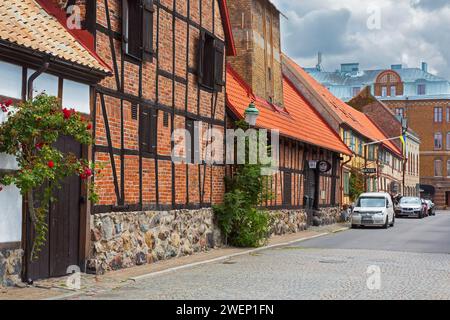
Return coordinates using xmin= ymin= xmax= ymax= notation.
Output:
xmin=226 ymin=0 xmax=283 ymax=107
xmin=92 ymin=0 xmax=227 ymax=212
xmin=384 ymin=98 xmax=450 ymax=207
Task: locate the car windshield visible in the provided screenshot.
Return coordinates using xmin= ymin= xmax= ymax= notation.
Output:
xmin=400 ymin=198 xmax=421 ymax=205
xmin=357 ymin=197 xmax=386 ymax=208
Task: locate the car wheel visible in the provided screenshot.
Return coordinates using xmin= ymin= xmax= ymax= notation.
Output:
xmin=390 ymin=215 xmax=395 ymax=227
xmin=419 ymin=212 xmax=423 ymax=219
xmin=383 ymin=216 xmax=389 ymax=229
xmin=351 ymin=224 xmax=359 ymax=229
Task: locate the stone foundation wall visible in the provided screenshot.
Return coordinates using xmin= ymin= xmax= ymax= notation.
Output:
xmin=87 ymin=209 xmax=221 ymax=274
xmin=0 ymin=249 xmax=23 ymax=287
xmin=313 ymin=207 xmax=341 ymax=226
xmin=269 ymin=210 xmax=308 ymax=236
xmin=87 ymin=206 xmax=341 ymax=275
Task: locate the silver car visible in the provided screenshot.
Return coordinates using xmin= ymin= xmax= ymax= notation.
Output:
xmin=396 ymin=197 xmax=424 ymax=218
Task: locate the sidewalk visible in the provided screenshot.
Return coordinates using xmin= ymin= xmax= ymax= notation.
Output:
xmin=0 ymin=223 xmax=349 ymax=300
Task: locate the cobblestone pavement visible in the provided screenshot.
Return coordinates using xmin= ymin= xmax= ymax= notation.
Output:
xmin=66 ymin=213 xmax=450 ymax=300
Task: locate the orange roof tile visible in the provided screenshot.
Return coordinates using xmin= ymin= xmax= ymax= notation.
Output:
xmin=0 ymin=0 xmax=110 ymax=73
xmin=226 ymin=65 xmax=352 ymax=156
xmin=283 ymin=55 xmax=402 ymax=157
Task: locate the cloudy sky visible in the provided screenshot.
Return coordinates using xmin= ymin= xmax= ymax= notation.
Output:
xmin=271 ymin=0 xmax=450 ymax=79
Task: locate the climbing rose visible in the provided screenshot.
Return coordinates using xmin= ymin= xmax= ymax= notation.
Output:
xmin=86 ymin=123 xmax=92 ymax=130
xmin=47 ymin=161 xmax=55 ymax=169
xmin=62 ymin=108 xmax=75 ymax=119
xmin=4 ymin=99 xmax=12 ymax=107
xmin=35 ymin=142 xmax=44 ymax=150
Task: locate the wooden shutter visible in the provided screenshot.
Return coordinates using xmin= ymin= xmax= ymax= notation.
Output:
xmin=185 ymin=119 xmax=194 ymax=163
xmin=140 ymin=107 xmax=157 ymax=154
xmin=142 ymin=0 xmax=154 ymax=61
xmin=214 ymin=40 xmax=225 ymax=92
xmin=149 ymin=108 xmax=157 ymax=154
xmin=140 ymin=106 xmax=150 ymax=153
xmin=197 ymin=31 xmax=206 ymax=85
xmin=122 ymin=0 xmax=129 ymax=54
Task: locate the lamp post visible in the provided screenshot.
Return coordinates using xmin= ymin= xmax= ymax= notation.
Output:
xmin=244 ymin=101 xmax=260 ymax=127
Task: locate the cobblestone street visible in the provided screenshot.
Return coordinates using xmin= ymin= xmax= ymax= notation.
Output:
xmin=64 ymin=213 xmax=450 ymax=300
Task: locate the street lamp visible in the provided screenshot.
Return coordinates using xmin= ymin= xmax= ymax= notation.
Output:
xmin=244 ymin=101 xmax=259 ymax=126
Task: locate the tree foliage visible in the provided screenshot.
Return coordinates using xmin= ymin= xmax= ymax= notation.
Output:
xmin=213 ymin=120 xmax=272 ymax=248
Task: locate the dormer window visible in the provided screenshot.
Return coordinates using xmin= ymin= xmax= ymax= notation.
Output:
xmin=417 ymin=84 xmax=426 ymax=95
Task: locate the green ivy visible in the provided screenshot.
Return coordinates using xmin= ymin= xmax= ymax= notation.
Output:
xmin=213 ymin=120 xmax=272 ymax=248
xmin=0 ymin=95 xmax=100 ymax=260
xmin=349 ymin=168 xmax=365 ymax=202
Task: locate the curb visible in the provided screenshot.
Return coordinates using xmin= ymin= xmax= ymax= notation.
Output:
xmin=129 ymin=227 xmax=349 ymax=282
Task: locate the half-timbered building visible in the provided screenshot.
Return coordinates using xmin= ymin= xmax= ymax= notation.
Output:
xmin=225 ymin=0 xmax=352 ymax=228
xmin=0 ymin=0 xmax=111 ymax=285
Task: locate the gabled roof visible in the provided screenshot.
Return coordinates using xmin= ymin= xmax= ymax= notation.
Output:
xmin=283 ymin=55 xmax=403 ymax=157
xmin=226 ymin=65 xmax=352 ymax=156
xmin=0 ymin=0 xmax=111 ymax=74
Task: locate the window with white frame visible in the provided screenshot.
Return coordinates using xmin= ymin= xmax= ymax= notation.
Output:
xmin=435 ymin=159 xmax=443 ymax=177
xmin=417 ymin=84 xmax=426 ymax=95
xmin=435 ymin=132 xmax=443 ymax=150
xmin=0 ymin=60 xmax=22 ymax=99
xmin=381 ymin=86 xmax=387 ymax=97
xmin=434 ymin=107 xmax=443 ymax=123
xmin=390 ymin=85 xmax=396 ymax=97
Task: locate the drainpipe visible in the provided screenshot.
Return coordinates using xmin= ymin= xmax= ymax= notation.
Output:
xmin=27 ymin=59 xmax=50 ymax=101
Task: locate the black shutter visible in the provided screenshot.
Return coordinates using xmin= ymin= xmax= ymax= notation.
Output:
xmin=150 ymin=108 xmax=158 ymax=154
xmin=214 ymin=40 xmax=225 ymax=92
xmin=122 ymin=0 xmax=129 ymax=54
xmin=197 ymin=31 xmax=206 ymax=85
xmin=283 ymin=172 xmax=292 ymax=206
xmin=142 ymin=0 xmax=154 ymax=61
xmin=185 ymin=119 xmax=194 ymax=164
xmin=139 ymin=106 xmax=150 ymax=153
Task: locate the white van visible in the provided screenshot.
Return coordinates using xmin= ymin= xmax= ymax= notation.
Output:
xmin=351 ymin=193 xmax=395 ymax=229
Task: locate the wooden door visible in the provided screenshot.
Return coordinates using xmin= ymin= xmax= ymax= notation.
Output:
xmin=304 ymin=162 xmax=316 ymax=226
xmin=25 ymin=135 xmax=82 ymax=281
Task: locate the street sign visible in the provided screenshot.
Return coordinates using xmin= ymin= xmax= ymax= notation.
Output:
xmin=362 ymin=168 xmax=377 ymax=174
xmin=317 ymin=160 xmax=332 ymax=173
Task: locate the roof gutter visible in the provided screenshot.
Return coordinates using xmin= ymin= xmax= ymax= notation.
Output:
xmin=27 ymin=58 xmax=50 ymax=101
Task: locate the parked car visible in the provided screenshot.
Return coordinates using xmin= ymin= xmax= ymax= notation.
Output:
xmin=351 ymin=193 xmax=395 ymax=229
xmin=396 ymin=197 xmax=426 ymax=219
xmin=424 ymin=200 xmax=436 ymax=216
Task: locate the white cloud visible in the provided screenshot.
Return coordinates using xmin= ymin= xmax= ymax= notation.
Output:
xmin=272 ymin=0 xmax=450 ymax=79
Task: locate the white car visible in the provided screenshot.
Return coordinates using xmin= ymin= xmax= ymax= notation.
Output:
xmin=351 ymin=193 xmax=395 ymax=229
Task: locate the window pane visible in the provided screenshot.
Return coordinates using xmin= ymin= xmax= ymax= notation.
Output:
xmin=0 ymin=185 xmax=22 ymax=243
xmin=0 ymin=60 xmax=22 ymax=99
xmin=62 ymin=79 xmax=91 ymax=114
xmin=447 ymin=161 xmax=450 ymax=177
xmin=28 ymin=70 xmax=58 ymax=98
xmin=435 ymin=133 xmax=442 ymax=150
xmin=435 ymin=160 xmax=442 ymax=177
xmin=390 ymin=86 xmax=396 ymax=96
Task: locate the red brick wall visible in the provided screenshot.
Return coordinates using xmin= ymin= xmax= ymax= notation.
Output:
xmin=93 ymin=0 xmax=227 ymax=210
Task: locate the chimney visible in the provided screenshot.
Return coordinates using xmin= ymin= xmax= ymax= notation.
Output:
xmin=226 ymin=0 xmax=284 ymax=107
xmin=341 ymin=63 xmax=359 ymax=73
xmin=421 ymin=62 xmax=428 ymax=72
xmin=391 ymin=64 xmax=402 ymax=70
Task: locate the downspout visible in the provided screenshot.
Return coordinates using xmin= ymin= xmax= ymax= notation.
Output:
xmin=27 ymin=59 xmax=50 ymax=101
xmin=24 ymin=58 xmax=50 ymax=274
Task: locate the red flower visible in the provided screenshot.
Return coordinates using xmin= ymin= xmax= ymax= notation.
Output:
xmin=35 ymin=142 xmax=44 ymax=150
xmin=48 ymin=161 xmax=55 ymax=169
xmin=86 ymin=123 xmax=93 ymax=130
xmin=4 ymin=99 xmax=13 ymax=107
xmin=62 ymin=108 xmax=76 ymax=120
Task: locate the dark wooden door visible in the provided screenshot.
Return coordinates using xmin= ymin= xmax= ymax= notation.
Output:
xmin=25 ymin=135 xmax=82 ymax=281
xmin=304 ymin=162 xmax=316 ymax=226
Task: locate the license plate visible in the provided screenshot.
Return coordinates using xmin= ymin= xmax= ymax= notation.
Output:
xmin=362 ymin=217 xmax=374 ymax=224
